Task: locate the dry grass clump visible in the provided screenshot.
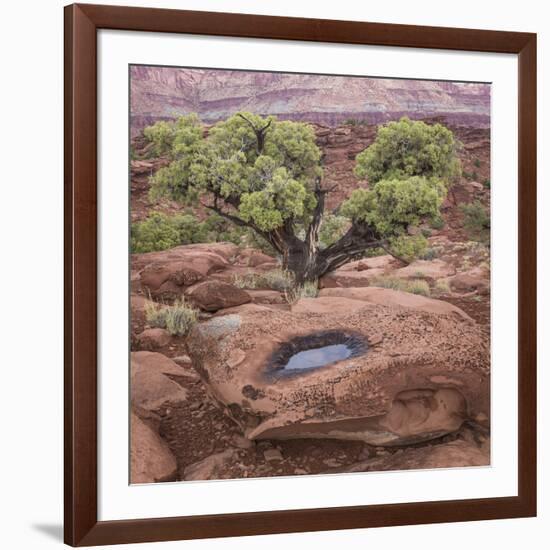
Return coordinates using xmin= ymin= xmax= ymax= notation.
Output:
xmin=145 ymin=299 xmax=198 ymax=336
xmin=433 ymin=279 xmax=451 ymax=295
xmin=283 ymin=281 xmax=319 ymax=304
xmin=232 ymin=268 xmax=295 ymax=292
xmin=372 ymin=276 xmax=431 ymax=297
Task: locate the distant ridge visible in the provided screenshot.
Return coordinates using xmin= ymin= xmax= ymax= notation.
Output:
xmin=130 ymin=66 xmax=490 ymax=136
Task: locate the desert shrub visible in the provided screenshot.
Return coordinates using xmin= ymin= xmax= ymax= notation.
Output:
xmin=283 ymin=281 xmax=319 ymax=304
xmin=319 ymin=214 xmax=350 ymax=249
xmin=430 ymin=216 xmax=445 ymax=230
xmin=460 ymin=201 xmax=490 ymax=242
xmin=474 ymin=158 xmax=481 ymax=168
xmin=232 ymin=269 xmax=297 ymax=292
xmin=354 ymin=117 xmax=461 ymax=185
xmin=483 ymin=178 xmax=491 ymax=189
xmin=434 ymin=279 xmax=451 ymax=294
xmin=372 ymin=276 xmax=431 ymax=297
xmin=232 ymin=272 xmax=263 ymax=289
xmin=131 ymin=212 xmax=185 ymax=253
xmin=262 ymin=269 xmax=295 ymax=292
xmin=407 ymin=279 xmax=431 ymax=296
xmin=388 ymin=234 xmax=428 ymax=263
xmin=145 ymin=299 xmax=198 ymax=337
xmin=421 ymin=228 xmax=432 ymax=238
xmin=420 ymin=247 xmax=438 ymax=260
xmin=364 ymin=247 xmax=386 ymax=258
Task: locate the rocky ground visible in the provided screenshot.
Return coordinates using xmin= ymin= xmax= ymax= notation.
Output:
xmin=130 ymin=240 xmax=491 ymax=483
xmin=129 ymin=120 xmax=491 ymax=484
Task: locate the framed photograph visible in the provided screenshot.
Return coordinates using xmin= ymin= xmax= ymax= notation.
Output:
xmin=64 ymin=3 xmax=537 ymax=546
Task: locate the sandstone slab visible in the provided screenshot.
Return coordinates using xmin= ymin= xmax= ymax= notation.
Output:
xmin=130 ymin=413 xmax=177 ymax=483
xmin=394 ymin=259 xmax=456 ymax=282
xmin=185 ymin=280 xmax=251 ymax=312
xmin=187 ymin=303 xmax=489 ymax=446
xmin=319 ymin=287 xmax=472 ymax=321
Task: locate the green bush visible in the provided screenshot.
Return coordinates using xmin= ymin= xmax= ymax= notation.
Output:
xmin=131 ymin=211 xmax=268 ymax=254
xmin=131 ymin=212 xmax=186 ymax=253
xmin=460 ymin=201 xmax=490 ymax=242
xmin=474 ymin=158 xmax=481 ymax=168
xmin=145 ymin=299 xmax=198 ymax=337
xmin=483 ymin=178 xmax=491 ymax=189
xmin=354 ymin=117 xmax=461 ymax=185
xmin=388 ymin=234 xmax=428 ymax=263
xmin=420 ymin=247 xmax=438 ymax=260
xmin=430 ymin=216 xmax=445 ymax=230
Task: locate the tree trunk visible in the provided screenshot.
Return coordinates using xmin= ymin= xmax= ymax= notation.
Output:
xmin=281 ymin=220 xmax=386 ymax=285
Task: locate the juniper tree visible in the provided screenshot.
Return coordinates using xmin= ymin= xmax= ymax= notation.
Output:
xmin=146 ymin=113 xmax=460 ymax=283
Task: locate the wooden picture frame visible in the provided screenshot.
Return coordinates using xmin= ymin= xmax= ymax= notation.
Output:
xmin=64 ymin=3 xmax=537 ymax=546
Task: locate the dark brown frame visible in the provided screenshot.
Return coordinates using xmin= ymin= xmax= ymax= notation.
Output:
xmin=64 ymin=3 xmax=537 ymax=546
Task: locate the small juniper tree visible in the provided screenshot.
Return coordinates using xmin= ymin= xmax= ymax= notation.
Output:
xmin=146 ymin=114 xmax=460 ymax=283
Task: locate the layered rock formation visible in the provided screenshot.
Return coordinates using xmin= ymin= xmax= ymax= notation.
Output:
xmin=130 ymin=66 xmax=490 ymax=136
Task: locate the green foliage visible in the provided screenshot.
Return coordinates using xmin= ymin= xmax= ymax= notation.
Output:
xmin=319 ymin=214 xmax=350 ymax=248
xmin=131 ymin=211 xmax=251 ymax=253
xmin=354 ymin=117 xmax=461 ymax=185
xmin=420 ymin=246 xmax=439 ymax=260
xmin=372 ymin=276 xmax=430 ymax=297
xmin=483 ymin=178 xmax=491 ymax=189
xmin=460 ymin=201 xmax=490 ymax=242
xmin=131 ymin=212 xmax=187 ymax=253
xmin=430 ymin=216 xmax=445 ymax=230
xmin=474 ymin=158 xmax=481 ymax=168
xmin=387 ymin=234 xmax=428 ymax=262
xmin=145 ymin=300 xmax=198 ymax=337
xmin=147 ymin=113 xmax=321 ymax=230
xmin=364 ymin=247 xmax=386 ymax=258
xmin=341 ymin=177 xmax=444 ymax=236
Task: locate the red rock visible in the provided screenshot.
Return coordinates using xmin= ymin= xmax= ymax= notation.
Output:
xmin=185 ymin=280 xmax=251 ymax=312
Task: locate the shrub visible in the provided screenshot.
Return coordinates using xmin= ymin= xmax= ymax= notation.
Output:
xmin=262 ymin=269 xmax=295 ymax=292
xmin=354 ymin=117 xmax=461 ymax=185
xmin=460 ymin=201 xmax=490 ymax=242
xmin=434 ymin=279 xmax=451 ymax=294
xmin=474 ymin=158 xmax=481 ymax=168
xmin=430 ymin=216 xmax=445 ymax=230
xmin=283 ymin=281 xmax=319 ymax=304
xmin=145 ymin=299 xmax=198 ymax=337
xmin=388 ymin=234 xmax=428 ymax=263
xmin=483 ymin=178 xmax=491 ymax=189
xmin=420 ymin=247 xmax=438 ymax=260
xmin=421 ymin=228 xmax=432 ymax=238
xmin=233 ymin=269 xmax=295 ymax=292
xmin=232 ymin=272 xmax=262 ymax=289
xmin=364 ymin=247 xmax=386 ymax=258
xmin=407 ymin=279 xmax=431 ymax=296
xmin=371 ymin=276 xmax=431 ymax=297
xmin=131 ymin=212 xmax=184 ymax=253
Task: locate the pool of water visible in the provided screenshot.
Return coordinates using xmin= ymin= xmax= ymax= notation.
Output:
xmin=283 ymin=344 xmax=352 ymax=370
xmin=266 ymin=330 xmax=368 ymax=378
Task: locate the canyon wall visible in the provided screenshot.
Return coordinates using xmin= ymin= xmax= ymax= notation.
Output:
xmin=130 ymin=66 xmax=490 ymax=136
